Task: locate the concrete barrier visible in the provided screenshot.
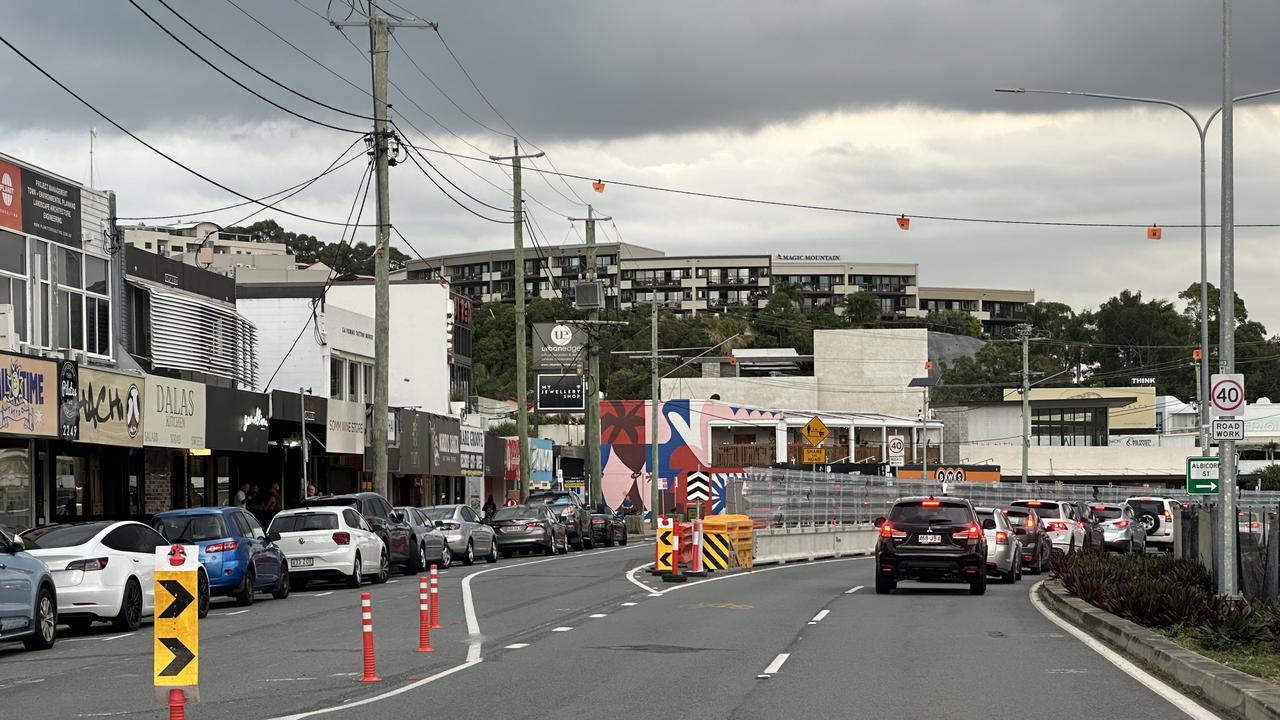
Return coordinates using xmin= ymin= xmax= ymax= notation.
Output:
xmin=752 ymin=526 xmax=878 ymax=565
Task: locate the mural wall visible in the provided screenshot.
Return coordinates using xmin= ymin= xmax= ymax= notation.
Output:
xmin=600 ymin=399 xmax=781 ymax=511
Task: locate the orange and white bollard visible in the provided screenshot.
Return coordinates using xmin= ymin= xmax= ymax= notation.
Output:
xmin=429 ymin=564 xmax=441 ymax=630
xmin=167 ymin=689 xmax=186 ymax=720
xmin=417 ymin=576 xmax=433 ymax=652
xmin=688 ymin=518 xmax=707 ymax=577
xmin=359 ymin=592 xmax=381 ymax=682
xmin=662 ymin=523 xmax=687 ymax=583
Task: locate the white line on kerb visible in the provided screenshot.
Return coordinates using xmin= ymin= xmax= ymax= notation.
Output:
xmin=808 ymin=609 xmax=829 ymax=625
xmin=219 ymin=610 xmax=251 ymax=616
xmin=845 ymin=585 xmax=864 ymax=594
xmin=760 ymin=653 xmax=790 ymax=676
xmin=1027 ymin=581 xmax=1217 ymax=720
xmin=267 ymin=661 xmax=482 ymax=720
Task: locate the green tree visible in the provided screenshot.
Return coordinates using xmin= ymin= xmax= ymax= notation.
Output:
xmin=1025 ymin=300 xmax=1093 ymax=382
xmin=933 ymin=341 xmax=1058 ymax=405
xmin=1088 ymin=290 xmax=1196 ymax=398
xmin=927 ymin=309 xmax=983 ymax=337
xmin=749 ymin=282 xmax=813 ymax=352
xmin=224 ymin=219 xmax=410 ymax=274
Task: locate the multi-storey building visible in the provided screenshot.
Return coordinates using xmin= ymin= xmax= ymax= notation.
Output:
xmin=123 ymin=221 xmax=288 ymax=262
xmin=915 ymin=286 xmax=1033 ymax=337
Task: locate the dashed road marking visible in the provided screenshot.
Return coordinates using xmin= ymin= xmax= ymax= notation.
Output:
xmin=504 ymin=643 xmax=530 ymax=649
xmin=759 ymin=653 xmax=790 ymax=678
xmin=808 ymin=609 xmax=830 ymax=625
xmin=551 ymin=627 xmax=573 ymax=632
xmin=845 ymin=585 xmax=864 ymax=594
xmin=589 ymin=614 xmax=608 ymax=618
xmin=620 ymin=602 xmax=637 ymax=607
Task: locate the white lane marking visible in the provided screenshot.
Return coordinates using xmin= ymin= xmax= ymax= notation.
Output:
xmin=267 ymin=660 xmax=482 ymax=720
xmin=218 ymin=610 xmax=251 ymax=616
xmin=99 ymin=633 xmax=132 ymax=642
xmin=761 ymin=653 xmax=790 ymax=676
xmin=504 ymin=643 xmax=530 ymax=649
xmin=845 ymin=585 xmax=864 ymax=594
xmin=638 ymin=555 xmax=874 ymax=597
xmin=551 ymin=626 xmax=573 ymax=632
xmin=314 ymin=592 xmax=334 ymax=597
xmin=261 ymin=677 xmax=317 ymax=683
xmin=1028 ymin=581 xmax=1217 ymax=720
xmin=625 ymin=562 xmax=656 ymax=593
xmin=386 ymin=580 xmax=399 ymax=584
xmin=620 ymin=602 xmax=637 ymax=607
xmin=589 ymin=613 xmax=608 ymax=618
xmin=328 ymin=672 xmax=359 ymax=677
xmin=649 ymin=593 xmax=662 ymax=598
xmin=808 ymin=609 xmax=829 ymax=625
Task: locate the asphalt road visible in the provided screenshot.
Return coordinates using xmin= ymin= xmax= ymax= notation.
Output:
xmin=0 ymin=545 xmax=1220 ymax=719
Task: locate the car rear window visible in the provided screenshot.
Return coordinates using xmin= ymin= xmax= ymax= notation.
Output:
xmin=1004 ymin=511 xmax=1033 ymax=526
xmin=1092 ymin=506 xmax=1123 ymax=520
xmin=269 ymin=513 xmax=338 ymax=533
xmin=21 ymin=522 xmax=111 ymax=548
xmin=493 ymin=506 xmax=537 ymax=520
xmin=1011 ymin=501 xmax=1061 ymax=518
xmin=527 ymin=493 xmax=572 ymax=505
xmin=888 ymin=501 xmax=973 ymax=525
xmin=155 ymin=515 xmax=228 ymax=542
xmin=1128 ymin=500 xmax=1166 ymax=516
xmin=420 ymin=507 xmax=455 ymax=521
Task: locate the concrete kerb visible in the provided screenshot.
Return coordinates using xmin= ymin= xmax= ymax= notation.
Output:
xmin=1038 ymin=581 xmax=1280 ymax=720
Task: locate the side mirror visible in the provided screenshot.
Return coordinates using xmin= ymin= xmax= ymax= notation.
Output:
xmin=1 ymin=536 xmax=21 ymax=553
xmin=267 ymin=531 xmax=282 ymax=543
xmin=873 ymin=517 xmax=886 ymax=528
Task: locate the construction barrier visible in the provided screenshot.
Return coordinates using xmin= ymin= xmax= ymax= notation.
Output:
xmin=752 ymin=526 xmax=879 ymax=565
xmin=704 ymin=514 xmax=754 ymax=569
xmin=701 ymin=530 xmax=733 ymax=571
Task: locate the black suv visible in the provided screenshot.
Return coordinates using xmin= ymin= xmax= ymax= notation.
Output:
xmin=526 ymin=491 xmax=593 ymax=550
xmin=874 ymin=496 xmax=987 ymax=595
xmin=301 ymin=492 xmax=416 ymax=574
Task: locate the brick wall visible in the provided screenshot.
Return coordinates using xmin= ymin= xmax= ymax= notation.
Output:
xmin=143 ymin=448 xmax=171 ymax=514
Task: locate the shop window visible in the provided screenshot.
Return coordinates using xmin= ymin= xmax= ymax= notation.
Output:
xmin=330 ymin=357 xmax=344 ymax=398
xmin=0 ymin=445 xmax=31 ymax=532
xmin=54 ymin=456 xmax=86 ymax=519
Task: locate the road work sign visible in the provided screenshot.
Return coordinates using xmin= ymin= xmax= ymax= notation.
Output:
xmin=1186 ymin=456 xmax=1220 ymax=495
xmin=154 ymin=544 xmax=199 ymax=687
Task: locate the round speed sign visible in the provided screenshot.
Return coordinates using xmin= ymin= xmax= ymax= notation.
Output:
xmin=1210 ymin=374 xmax=1245 ymax=416
xmin=887 ymin=437 xmax=905 ymax=455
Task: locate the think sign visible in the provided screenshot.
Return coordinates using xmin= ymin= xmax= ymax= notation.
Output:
xmin=1186 ymin=456 xmax=1220 ymax=495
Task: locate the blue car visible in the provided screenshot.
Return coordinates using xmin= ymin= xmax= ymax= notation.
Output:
xmin=0 ymin=525 xmax=57 ymax=650
xmin=152 ymin=507 xmax=290 ymax=606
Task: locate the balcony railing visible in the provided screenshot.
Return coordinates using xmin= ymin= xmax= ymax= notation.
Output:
xmin=713 ymin=444 xmax=775 ymax=467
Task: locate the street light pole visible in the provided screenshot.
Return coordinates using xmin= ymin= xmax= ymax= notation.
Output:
xmin=995 ymin=84 xmax=1280 ymax=460
xmin=1219 ymin=0 xmax=1239 ymax=599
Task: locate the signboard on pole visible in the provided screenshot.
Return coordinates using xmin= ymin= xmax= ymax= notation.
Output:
xmin=1186 ymin=456 xmax=1220 ymax=494
xmin=887 ymin=436 xmax=905 ymax=467
xmin=154 ymin=544 xmax=199 ymax=688
xmin=685 ymin=471 xmax=710 ymax=502
xmin=532 ymin=323 xmax=587 ymax=369
xmin=535 ymin=373 xmax=585 ymax=412
xmin=1210 ymin=373 xmax=1246 ymax=418
xmin=1211 ymin=418 xmax=1245 ymax=442
xmin=801 ymin=447 xmax=826 ymax=464
xmin=800 ymin=416 xmax=829 ymax=447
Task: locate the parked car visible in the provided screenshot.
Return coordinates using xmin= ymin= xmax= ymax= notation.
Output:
xmin=488 ymin=504 xmax=567 ymax=557
xmin=152 ymin=507 xmax=289 ymax=606
xmin=0 ymin=525 xmax=57 ymax=650
xmin=396 ymin=506 xmax=452 ymax=570
xmin=420 ymin=504 xmax=497 ymax=565
xmin=1125 ymin=496 xmax=1179 ymax=552
xmin=588 ymin=507 xmax=627 ymax=547
xmin=1009 ymin=499 xmax=1086 ymax=555
xmin=526 ymin=491 xmax=592 ymax=550
xmin=1090 ymin=503 xmax=1147 ymax=554
xmin=301 ymin=493 xmax=414 ymax=574
xmin=1002 ymin=506 xmax=1052 ymax=575
xmin=1071 ymin=501 xmax=1106 ymax=551
xmin=21 ymin=520 xmax=210 ymax=632
xmin=268 ymin=506 xmax=387 ymax=589
xmin=975 ymin=507 xmax=1021 ymax=583
xmin=874 ymin=496 xmax=987 ymax=595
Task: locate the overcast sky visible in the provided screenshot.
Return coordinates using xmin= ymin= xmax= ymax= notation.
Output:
xmin=5 ymin=1 xmax=1280 ymax=328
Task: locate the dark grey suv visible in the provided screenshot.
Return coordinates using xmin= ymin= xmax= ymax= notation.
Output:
xmin=874 ymin=496 xmax=987 ymax=596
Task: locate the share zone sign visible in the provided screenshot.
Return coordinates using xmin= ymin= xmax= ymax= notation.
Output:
xmin=154 ymin=544 xmax=199 ymax=689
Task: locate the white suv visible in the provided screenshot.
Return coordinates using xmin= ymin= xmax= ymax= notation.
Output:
xmin=1124 ymin=497 xmax=1179 ymax=551
xmin=1009 ymin=499 xmax=1087 ymax=555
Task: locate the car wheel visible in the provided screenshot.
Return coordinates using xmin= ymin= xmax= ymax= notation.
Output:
xmin=1003 ymin=564 xmax=1017 ymax=584
xmin=1015 ymin=556 xmax=1023 ymax=582
xmin=463 ymin=540 xmax=476 ymax=566
xmin=583 ymin=528 xmax=595 ymax=550
xmin=439 ymin=545 xmax=453 ymax=570
xmin=347 ymin=554 xmax=363 ymax=589
xmin=407 ymin=538 xmax=423 ymax=575
xmin=371 ymin=550 xmax=390 ymax=584
xmin=874 ymin=573 xmax=895 ymax=595
xmin=620 ymin=528 xmax=628 ymax=546
xmin=235 ymin=568 xmax=256 ymax=606
xmin=197 ymin=569 xmax=210 ymax=618
xmin=272 ymin=567 xmax=291 ymax=600
xmin=969 ymin=568 xmax=987 ymax=596
xmin=545 ymin=539 xmax=556 ymax=556
xmin=571 ymin=535 xmax=584 ymax=551
xmin=604 ymin=529 xmax=615 ymax=547
xmin=23 ymin=586 xmax=56 ymax=650
xmin=486 ymin=540 xmax=499 ymax=564
xmin=112 ymin=578 xmax=143 ymax=632
xmin=1139 ymin=512 xmax=1161 ymax=534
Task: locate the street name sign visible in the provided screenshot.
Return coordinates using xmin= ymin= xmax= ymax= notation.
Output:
xmin=801 ymin=416 xmax=829 ymax=447
xmin=154 ymin=544 xmax=199 ymax=687
xmin=1210 ymin=373 xmax=1246 ymax=418
xmin=1186 ymin=456 xmax=1220 ymax=495
xmin=1211 ymin=418 xmax=1245 ymax=442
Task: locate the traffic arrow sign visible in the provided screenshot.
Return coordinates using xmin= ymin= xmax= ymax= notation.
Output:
xmin=154 ymin=545 xmax=198 ymax=687
xmin=157 ymin=637 xmax=195 ymax=677
xmin=158 ymin=579 xmax=194 ymax=619
xmin=685 ymin=471 xmax=710 ymax=502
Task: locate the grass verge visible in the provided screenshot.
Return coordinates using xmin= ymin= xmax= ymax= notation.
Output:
xmin=1162 ymin=628 xmax=1280 ymax=684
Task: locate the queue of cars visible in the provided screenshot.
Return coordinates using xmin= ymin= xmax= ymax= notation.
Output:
xmin=2 ymin=489 xmax=633 ymax=653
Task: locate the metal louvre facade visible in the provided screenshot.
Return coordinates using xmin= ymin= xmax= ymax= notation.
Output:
xmin=140 ymin=282 xmax=259 ymax=388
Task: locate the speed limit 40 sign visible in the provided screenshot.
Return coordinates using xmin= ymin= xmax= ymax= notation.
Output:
xmin=1210 ymin=373 xmax=1246 ymax=418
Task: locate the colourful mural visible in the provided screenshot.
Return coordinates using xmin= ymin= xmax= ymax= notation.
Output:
xmin=600 ymin=399 xmax=781 ymax=512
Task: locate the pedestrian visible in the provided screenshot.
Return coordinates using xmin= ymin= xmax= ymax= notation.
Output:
xmin=482 ymin=495 xmax=497 ymax=518
xmin=233 ymin=482 xmax=249 ymax=508
xmin=306 ymin=483 xmax=318 ymax=498
xmin=618 ymin=496 xmax=634 ymax=516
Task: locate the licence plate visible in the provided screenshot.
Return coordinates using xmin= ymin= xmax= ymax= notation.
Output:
xmin=500 ymin=527 xmax=520 ymax=533
xmin=917 ymin=534 xmax=941 ymax=544
xmin=290 ymin=557 xmax=314 ymax=567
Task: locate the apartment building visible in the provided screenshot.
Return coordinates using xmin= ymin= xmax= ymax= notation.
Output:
xmin=915 ymin=286 xmax=1033 ymax=337
xmin=123 ymin=222 xmax=288 ymax=262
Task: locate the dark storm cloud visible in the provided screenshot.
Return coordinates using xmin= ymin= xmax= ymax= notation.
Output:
xmin=3 ymin=1 xmax=1280 ymax=142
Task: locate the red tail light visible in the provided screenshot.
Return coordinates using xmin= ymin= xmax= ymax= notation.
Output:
xmin=952 ymin=523 xmax=981 ymax=541
xmin=1046 ymin=521 xmax=1069 ymax=532
xmin=1114 ymin=519 xmax=1129 ymax=528
xmin=591 ymin=518 xmax=605 ymax=524
xmin=1093 ymin=505 xmax=1107 ymax=511
xmin=332 ymin=531 xmax=351 ymax=545
xmin=66 ymin=557 xmax=109 ymax=571
xmin=204 ymin=540 xmax=239 ymax=553
xmin=995 ymin=530 xmax=1009 ymax=545
xmin=922 ymin=500 xmax=941 ymax=507
xmin=880 ymin=522 xmax=906 ymax=540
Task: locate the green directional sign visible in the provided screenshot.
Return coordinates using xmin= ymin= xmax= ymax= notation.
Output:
xmin=1186 ymin=456 xmax=1220 ymax=495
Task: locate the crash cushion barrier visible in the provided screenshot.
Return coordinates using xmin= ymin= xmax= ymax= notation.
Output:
xmin=704 ymin=515 xmax=753 ymax=569
xmin=752 ymin=526 xmax=879 ymax=565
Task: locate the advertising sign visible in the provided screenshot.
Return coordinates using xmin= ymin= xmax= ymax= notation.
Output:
xmin=204 ymin=387 xmax=268 ymax=453
xmin=0 ymin=158 xmax=82 ymax=247
xmin=503 ymin=437 xmax=520 ymax=481
xmin=0 ymin=352 xmax=57 ymax=438
xmin=326 ymin=399 xmax=366 ymax=455
xmin=77 ymin=368 xmax=144 ymax=447
xmin=428 ymin=414 xmax=461 ymax=476
xmin=396 ymin=410 xmax=429 ymax=474
xmin=536 ymin=373 xmax=586 ymax=412
xmin=144 ymin=376 xmax=206 ymax=449
xmin=460 ymin=425 xmax=485 ymax=478
xmin=532 ymin=323 xmax=587 ymax=369
xmin=529 ymin=437 xmax=553 ymax=485
xmin=57 ymin=360 xmax=78 ymax=441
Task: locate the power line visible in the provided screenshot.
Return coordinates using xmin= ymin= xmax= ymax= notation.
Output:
xmin=397 ymin=136 xmax=513 ymax=223
xmin=389 ymin=32 xmax=511 ymax=140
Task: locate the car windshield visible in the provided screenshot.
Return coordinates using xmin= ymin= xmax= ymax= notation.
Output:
xmin=888 ymin=501 xmax=972 ymax=525
xmin=493 ymin=507 xmax=537 ymax=520
xmin=1093 ymin=506 xmax=1123 ymax=520
xmin=20 ymin=522 xmax=111 ymax=549
xmin=269 ymin=513 xmax=338 ymax=533
xmin=1012 ymin=501 xmax=1061 ymax=518
xmin=155 ymin=515 xmax=227 ymax=542
xmin=420 ymin=507 xmax=456 ymax=521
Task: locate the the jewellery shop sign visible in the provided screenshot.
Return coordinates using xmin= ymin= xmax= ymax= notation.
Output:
xmin=0 ymin=352 xmax=57 ymax=438
xmin=144 ymin=376 xmax=206 ymax=449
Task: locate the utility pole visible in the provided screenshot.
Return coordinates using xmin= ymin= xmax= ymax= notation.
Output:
xmin=1016 ymin=323 xmax=1034 ymax=485
xmin=569 ymin=207 xmax=611 ymax=505
xmin=299 ymin=387 xmax=311 ymax=508
xmin=921 ymin=385 xmax=930 ymax=482
xmin=650 ymin=299 xmax=659 ymax=529
xmin=490 ymin=141 xmax=543 ymax=501
xmin=1219 ymin=0 xmax=1239 ymax=598
xmin=334 ymin=4 xmax=435 ymax=500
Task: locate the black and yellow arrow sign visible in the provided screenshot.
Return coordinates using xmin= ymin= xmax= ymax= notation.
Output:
xmin=154 ymin=568 xmax=198 ymax=687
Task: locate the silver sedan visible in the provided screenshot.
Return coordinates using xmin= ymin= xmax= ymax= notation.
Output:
xmin=419 ymin=504 xmax=497 ymax=566
xmin=396 ymin=506 xmax=453 ymax=570
xmin=976 ymin=507 xmax=1022 ymax=583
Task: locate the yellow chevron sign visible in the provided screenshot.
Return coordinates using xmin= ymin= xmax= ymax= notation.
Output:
xmin=154 ymin=546 xmax=199 ymax=688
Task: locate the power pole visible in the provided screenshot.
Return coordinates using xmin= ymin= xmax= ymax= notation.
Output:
xmin=1219 ymin=0 xmax=1239 ymax=598
xmin=490 ymin=141 xmax=543 ymax=501
xmin=334 ymin=3 xmax=435 ymax=501
xmin=1016 ymin=323 xmax=1034 ymax=485
xmin=650 ymin=298 xmax=659 ymax=529
xmin=569 ymin=207 xmax=611 ymax=504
